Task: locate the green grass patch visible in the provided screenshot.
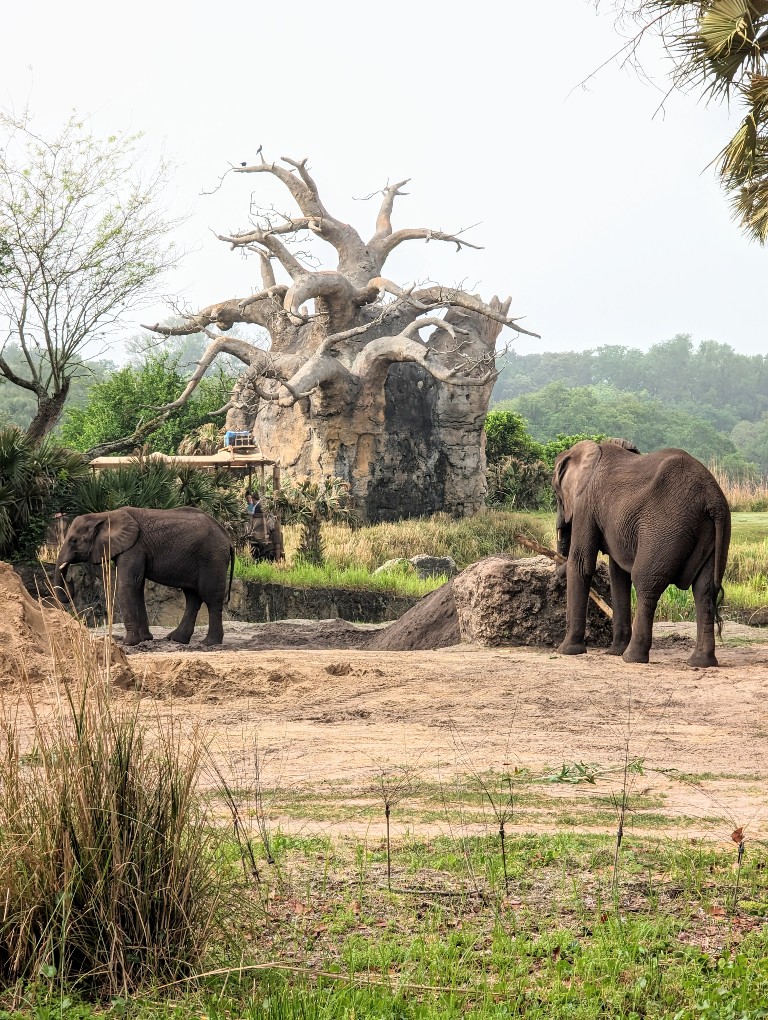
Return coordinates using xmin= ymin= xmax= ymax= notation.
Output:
xmin=11 ymin=831 xmax=765 ymax=1019
xmin=234 ymin=555 xmax=444 ymax=596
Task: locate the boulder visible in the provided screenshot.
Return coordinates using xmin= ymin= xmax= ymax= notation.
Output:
xmin=368 ymin=554 xmax=613 ymax=651
xmin=409 ymin=554 xmax=458 ymax=580
xmin=452 ymin=555 xmax=612 ymax=647
xmin=372 ymin=558 xmax=414 ymax=577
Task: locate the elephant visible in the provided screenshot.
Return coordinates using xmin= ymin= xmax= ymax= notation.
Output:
xmin=552 ymin=439 xmax=731 ymax=667
xmin=53 ymin=506 xmax=235 ymax=647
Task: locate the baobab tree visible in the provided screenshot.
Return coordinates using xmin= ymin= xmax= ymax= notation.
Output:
xmin=145 ymin=156 xmax=537 ymax=521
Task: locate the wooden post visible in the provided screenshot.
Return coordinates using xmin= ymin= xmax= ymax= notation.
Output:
xmin=271 ymin=463 xmax=284 ymax=560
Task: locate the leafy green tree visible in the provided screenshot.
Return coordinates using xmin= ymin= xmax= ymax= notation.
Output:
xmin=484 ymin=410 xmax=544 ymax=464
xmin=0 ymin=112 xmax=178 ymax=441
xmin=540 ymin=434 xmax=608 ymax=467
xmin=608 ymin=2 xmax=768 ymax=241
xmin=493 ymin=336 xmax=768 ymax=430
xmin=731 ymin=413 xmax=768 ymax=473
xmin=59 ymin=352 xmax=236 ymax=456
xmin=0 ymin=427 xmax=88 ymax=561
xmin=505 ymin=382 xmax=745 ymax=465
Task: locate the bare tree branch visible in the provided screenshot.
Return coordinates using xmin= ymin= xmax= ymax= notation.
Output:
xmin=353 ymin=332 xmax=497 ymax=387
xmin=377 ymin=226 xmax=483 ymax=261
xmin=369 ymin=179 xmax=411 ymax=245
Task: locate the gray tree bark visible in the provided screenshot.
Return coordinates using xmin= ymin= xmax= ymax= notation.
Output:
xmin=144 ymin=157 xmax=537 ymax=521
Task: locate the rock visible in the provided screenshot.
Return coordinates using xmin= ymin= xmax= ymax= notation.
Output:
xmin=368 ymin=554 xmax=613 ymax=651
xmin=452 ymin=555 xmax=612 ymax=648
xmin=408 ymin=554 xmax=458 ymax=579
xmin=372 ymin=558 xmax=413 ymax=576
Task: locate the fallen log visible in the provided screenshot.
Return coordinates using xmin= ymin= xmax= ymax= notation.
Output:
xmin=514 ymin=534 xmax=613 ymax=620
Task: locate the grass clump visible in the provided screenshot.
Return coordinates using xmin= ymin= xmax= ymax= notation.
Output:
xmin=0 ymin=676 xmax=220 ymax=995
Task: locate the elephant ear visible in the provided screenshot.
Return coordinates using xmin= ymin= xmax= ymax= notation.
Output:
xmin=553 ymin=440 xmax=602 ymax=524
xmin=90 ymin=510 xmax=140 ymax=564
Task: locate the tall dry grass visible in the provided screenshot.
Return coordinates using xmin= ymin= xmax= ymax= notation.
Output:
xmin=709 ymin=464 xmax=768 ymax=512
xmin=0 ymin=603 xmax=222 ymax=995
xmin=279 ymin=510 xmax=554 ymax=571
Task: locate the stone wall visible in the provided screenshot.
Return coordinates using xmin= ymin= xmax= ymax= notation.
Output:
xmin=15 ymin=563 xmax=418 ymax=627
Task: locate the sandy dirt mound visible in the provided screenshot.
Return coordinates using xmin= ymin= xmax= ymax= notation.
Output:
xmin=0 ymin=561 xmax=132 ymax=687
xmin=366 ymin=583 xmax=460 ymax=651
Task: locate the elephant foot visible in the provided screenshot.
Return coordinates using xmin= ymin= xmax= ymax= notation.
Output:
xmin=557 ymin=641 xmax=587 ymax=656
xmin=123 ymin=632 xmax=152 ymax=647
xmin=165 ymin=630 xmax=191 ymax=644
xmin=606 ymin=643 xmax=630 ymax=657
xmin=622 ymin=646 xmax=650 ymax=664
xmin=201 ymin=634 xmax=224 ymax=647
xmin=688 ymin=651 xmax=718 ymax=668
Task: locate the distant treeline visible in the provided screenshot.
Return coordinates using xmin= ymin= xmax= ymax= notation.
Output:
xmin=492 ymin=335 xmax=768 ymax=474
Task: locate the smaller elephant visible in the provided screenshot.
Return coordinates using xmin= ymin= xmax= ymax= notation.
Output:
xmin=553 ymin=439 xmax=731 ymax=666
xmin=53 ymin=506 xmax=235 ymax=647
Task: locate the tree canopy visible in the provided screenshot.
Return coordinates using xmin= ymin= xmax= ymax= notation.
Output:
xmin=0 ymin=113 xmax=178 ymax=441
xmin=607 ymin=2 xmax=768 ymax=240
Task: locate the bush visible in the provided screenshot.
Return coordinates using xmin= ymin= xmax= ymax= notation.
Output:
xmin=0 ymin=427 xmax=88 ymax=561
xmin=540 ymin=433 xmax=607 ymax=468
xmin=0 ymin=668 xmax=221 ymax=993
xmin=486 ymin=456 xmax=553 ymax=510
xmin=275 ymin=476 xmax=355 ymax=565
xmin=484 ymin=410 xmax=544 ymax=465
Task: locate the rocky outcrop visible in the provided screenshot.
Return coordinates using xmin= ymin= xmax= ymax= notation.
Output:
xmin=367 ymin=555 xmax=613 ymax=651
xmin=452 ymin=555 xmax=612 ymax=647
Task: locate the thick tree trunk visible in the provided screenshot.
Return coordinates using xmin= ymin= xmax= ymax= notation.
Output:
xmin=145 ymin=157 xmax=536 ymax=523
xmin=25 ymin=384 xmax=71 ymax=444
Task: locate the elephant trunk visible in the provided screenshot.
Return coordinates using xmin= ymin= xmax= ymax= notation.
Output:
xmin=52 ymin=560 xmax=72 ymax=605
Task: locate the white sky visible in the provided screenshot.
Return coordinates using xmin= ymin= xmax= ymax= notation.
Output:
xmin=3 ymin=0 xmax=766 ymax=357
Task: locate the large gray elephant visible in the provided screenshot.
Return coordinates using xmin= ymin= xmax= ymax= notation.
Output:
xmin=552 ymin=439 xmax=730 ymax=666
xmin=53 ymin=506 xmax=235 ymax=647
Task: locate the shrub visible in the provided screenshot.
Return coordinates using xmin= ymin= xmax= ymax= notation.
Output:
xmin=63 ymin=459 xmax=243 ymax=530
xmin=540 ymin=433 xmax=607 ymax=468
xmin=275 ymin=477 xmax=355 ymax=565
xmin=0 ymin=427 xmax=88 ymax=561
xmin=484 ymin=410 xmax=543 ymax=465
xmin=486 ymin=456 xmax=553 ymax=510
xmin=0 ymin=667 xmax=220 ymax=993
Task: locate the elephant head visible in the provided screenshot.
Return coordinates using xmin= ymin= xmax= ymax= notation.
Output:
xmin=552 ymin=438 xmax=641 ymax=572
xmin=552 ymin=440 xmax=602 ymax=554
xmin=53 ymin=509 xmax=140 ymax=602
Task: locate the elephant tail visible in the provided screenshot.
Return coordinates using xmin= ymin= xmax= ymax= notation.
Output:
xmin=226 ymin=545 xmax=235 ymax=605
xmin=711 ymin=507 xmax=731 ymax=639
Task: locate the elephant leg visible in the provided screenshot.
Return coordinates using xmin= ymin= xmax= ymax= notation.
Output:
xmin=201 ymin=601 xmax=224 ymax=646
xmin=117 ymin=576 xmax=153 ymax=646
xmin=558 ymin=552 xmax=597 ymax=655
xmin=607 ymin=559 xmax=632 ymax=656
xmin=167 ymin=591 xmax=202 ymax=645
xmin=689 ymin=570 xmax=719 ymax=668
xmin=622 ymin=579 xmax=664 ymax=664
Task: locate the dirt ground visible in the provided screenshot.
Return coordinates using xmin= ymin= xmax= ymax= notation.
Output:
xmin=3 ymin=549 xmax=768 ymax=844
xmin=85 ymin=619 xmax=768 ymax=843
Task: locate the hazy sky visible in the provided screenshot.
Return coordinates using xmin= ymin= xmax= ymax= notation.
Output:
xmin=3 ymin=0 xmax=766 ymax=357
